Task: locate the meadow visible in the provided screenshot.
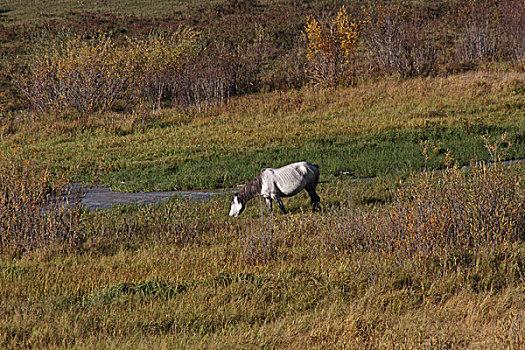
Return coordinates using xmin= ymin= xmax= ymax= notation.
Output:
xmin=3 ymin=71 xmax=525 ymax=191
xmin=1 ymin=0 xmax=525 ymax=349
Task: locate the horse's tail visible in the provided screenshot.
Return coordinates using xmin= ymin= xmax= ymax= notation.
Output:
xmin=306 ymin=162 xmax=319 ymax=173
xmin=305 ymin=163 xmax=321 ymax=187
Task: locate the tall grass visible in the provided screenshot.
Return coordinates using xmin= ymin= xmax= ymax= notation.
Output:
xmin=0 ymin=161 xmax=523 ymax=348
xmin=0 ymin=151 xmax=82 ymax=256
xmin=320 ymin=162 xmax=524 ymax=261
xmin=79 ymin=199 xmax=217 ymax=255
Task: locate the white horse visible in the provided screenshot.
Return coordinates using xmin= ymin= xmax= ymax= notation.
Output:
xmin=229 ymin=161 xmax=320 ymax=217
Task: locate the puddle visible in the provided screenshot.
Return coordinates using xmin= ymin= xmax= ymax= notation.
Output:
xmin=49 ymin=184 xmax=231 ymax=210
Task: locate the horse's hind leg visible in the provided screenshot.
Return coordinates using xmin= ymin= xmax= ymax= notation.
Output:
xmin=305 ymin=184 xmax=321 ymax=212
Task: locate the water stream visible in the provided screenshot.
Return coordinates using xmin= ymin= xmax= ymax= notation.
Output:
xmin=50 ymin=184 xmax=231 ymax=210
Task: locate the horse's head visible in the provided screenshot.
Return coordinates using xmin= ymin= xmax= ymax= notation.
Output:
xmin=229 ymin=193 xmax=244 ymax=217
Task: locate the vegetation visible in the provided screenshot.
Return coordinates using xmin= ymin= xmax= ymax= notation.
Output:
xmin=2 ymin=0 xmax=525 ymax=112
xmin=21 ymin=29 xmax=198 ymax=115
xmin=0 ymin=0 xmax=524 ymax=349
xmin=304 ymin=6 xmax=362 ymax=86
xmin=0 ymin=153 xmax=523 ymax=349
xmin=1 ymin=70 xmax=523 ymax=191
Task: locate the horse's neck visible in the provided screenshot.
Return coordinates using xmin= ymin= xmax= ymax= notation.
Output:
xmin=238 ymin=173 xmax=263 ymax=204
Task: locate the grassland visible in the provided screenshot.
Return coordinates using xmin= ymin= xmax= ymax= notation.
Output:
xmin=1 ymin=69 xmax=524 ymax=349
xmin=1 ymin=163 xmax=524 ymax=348
xmin=1 ymin=0 xmax=525 ymax=349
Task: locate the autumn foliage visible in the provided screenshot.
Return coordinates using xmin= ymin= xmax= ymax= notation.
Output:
xmin=304 ymin=6 xmax=362 ymax=86
xmin=5 ymin=1 xmax=525 ymax=115
xmin=21 ymin=29 xmax=199 ymax=114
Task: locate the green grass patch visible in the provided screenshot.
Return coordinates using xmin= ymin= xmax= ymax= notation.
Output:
xmin=90 ymin=279 xmax=187 ymax=304
xmin=102 ymin=124 xmax=525 ymax=191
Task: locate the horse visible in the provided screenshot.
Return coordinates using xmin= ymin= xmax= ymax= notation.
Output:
xmin=229 ymin=161 xmax=321 ymax=217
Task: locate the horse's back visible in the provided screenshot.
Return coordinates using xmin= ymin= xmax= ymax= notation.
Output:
xmin=263 ymin=161 xmax=319 ymax=196
xmin=283 ymin=161 xmax=318 ymax=179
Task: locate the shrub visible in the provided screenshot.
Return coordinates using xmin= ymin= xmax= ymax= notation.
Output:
xmin=171 ymin=38 xmax=268 ymax=112
xmin=18 ymin=28 xmax=199 ymax=115
xmin=128 ymin=28 xmax=200 ymax=113
xmin=0 ymin=152 xmax=83 ymax=255
xmin=171 ymin=44 xmax=235 ymax=111
xmin=499 ymin=0 xmax=525 ymax=62
xmin=304 ymin=6 xmax=362 ymax=87
xmin=21 ymin=33 xmax=131 ymax=114
xmin=456 ymin=0 xmax=502 ymax=62
xmin=322 ymin=162 xmax=524 ymax=262
xmin=383 ymin=163 xmax=524 ymax=258
xmin=5 ymin=0 xmax=525 ymax=115
xmin=364 ymin=3 xmax=438 ymax=77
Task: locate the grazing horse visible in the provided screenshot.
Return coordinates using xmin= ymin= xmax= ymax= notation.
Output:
xmin=229 ymin=161 xmax=321 ymax=217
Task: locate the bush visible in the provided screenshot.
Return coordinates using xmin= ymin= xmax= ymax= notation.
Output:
xmin=171 ymin=44 xmax=236 ymax=111
xmin=304 ymin=6 xmax=362 ymax=86
xmin=321 ymin=163 xmax=524 ymax=261
xmin=171 ymin=37 xmax=270 ymax=112
xmin=128 ymin=29 xmax=200 ymax=113
xmin=21 ymin=33 xmax=131 ymax=114
xmin=18 ymin=29 xmax=199 ymax=115
xmin=454 ymin=0 xmax=525 ymax=65
xmin=499 ymin=0 xmax=525 ymax=62
xmin=364 ymin=3 xmax=438 ymax=77
xmin=383 ymin=163 xmax=524 ymax=257
xmin=0 ymin=152 xmax=83 ymax=255
xmin=455 ymin=0 xmax=500 ymax=64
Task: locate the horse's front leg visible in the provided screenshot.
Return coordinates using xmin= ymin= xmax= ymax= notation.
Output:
xmin=272 ymin=195 xmax=287 ymax=214
xmin=265 ymin=197 xmax=273 ymax=213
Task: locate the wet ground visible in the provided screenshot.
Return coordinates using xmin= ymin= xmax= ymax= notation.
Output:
xmin=50 ymin=184 xmax=231 ymax=210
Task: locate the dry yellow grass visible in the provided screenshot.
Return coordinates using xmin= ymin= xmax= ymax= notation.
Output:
xmin=1 ymin=69 xmax=524 ymax=349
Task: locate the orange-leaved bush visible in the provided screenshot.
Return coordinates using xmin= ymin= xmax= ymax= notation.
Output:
xmin=304 ymin=6 xmax=362 ymax=87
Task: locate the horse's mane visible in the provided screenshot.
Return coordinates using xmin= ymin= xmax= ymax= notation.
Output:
xmin=238 ymin=170 xmax=264 ymax=204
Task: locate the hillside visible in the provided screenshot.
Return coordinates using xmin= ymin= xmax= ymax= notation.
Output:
xmin=0 ymin=1 xmax=524 ymax=349
xmin=1 ymin=70 xmax=524 ymax=191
